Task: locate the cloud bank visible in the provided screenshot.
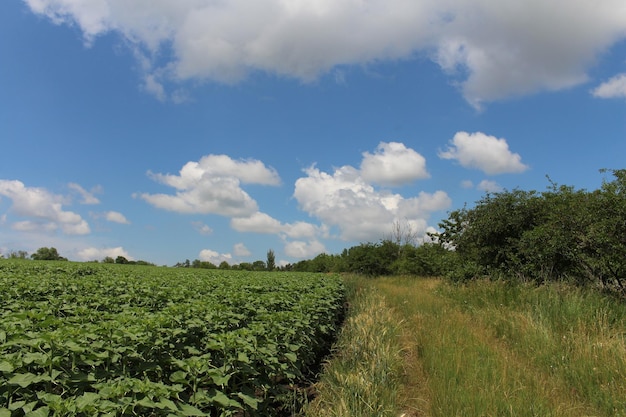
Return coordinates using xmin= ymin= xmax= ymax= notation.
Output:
xmin=23 ymin=0 xmax=626 ymax=105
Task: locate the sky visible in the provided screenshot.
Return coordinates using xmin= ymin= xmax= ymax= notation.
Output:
xmin=1 ymin=0 xmax=625 ymax=266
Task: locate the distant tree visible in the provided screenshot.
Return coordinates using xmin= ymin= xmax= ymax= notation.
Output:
xmin=218 ymin=261 xmax=230 ymax=270
xmin=31 ymin=247 xmax=66 ymax=261
xmin=238 ymin=262 xmax=253 ymax=271
xmin=9 ymin=250 xmax=29 ymax=259
xmin=102 ymin=256 xmax=115 ymax=264
xmin=115 ymin=256 xmax=129 ymax=264
xmin=266 ymin=249 xmax=276 ymax=271
xmin=252 ymin=260 xmax=266 ymax=271
xmin=191 ymin=259 xmax=217 ymax=269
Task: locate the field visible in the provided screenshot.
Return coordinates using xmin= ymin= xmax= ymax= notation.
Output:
xmin=4 ymin=261 xmax=626 ymax=417
xmin=311 ymin=276 xmax=626 ymax=416
xmin=0 ymin=260 xmax=345 ymax=417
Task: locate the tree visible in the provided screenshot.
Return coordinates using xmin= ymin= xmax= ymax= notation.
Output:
xmin=218 ymin=261 xmax=230 ymax=269
xmin=31 ymin=247 xmax=66 ymax=261
xmin=266 ymin=249 xmax=276 ymax=272
xmin=252 ymin=260 xmax=266 ymax=271
xmin=9 ymin=250 xmax=29 ymax=259
xmin=102 ymin=256 xmax=115 ymax=264
xmin=115 ymin=256 xmax=129 ymax=264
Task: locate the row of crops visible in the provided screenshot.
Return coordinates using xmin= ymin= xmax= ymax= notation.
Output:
xmin=0 ymin=260 xmax=346 ymax=416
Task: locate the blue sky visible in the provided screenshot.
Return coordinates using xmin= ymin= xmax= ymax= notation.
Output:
xmin=1 ymin=0 xmax=625 ymax=266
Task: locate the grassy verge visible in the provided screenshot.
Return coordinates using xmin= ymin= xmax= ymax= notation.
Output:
xmin=305 ymin=276 xmax=404 ymax=417
xmin=310 ymin=276 xmax=626 ymax=417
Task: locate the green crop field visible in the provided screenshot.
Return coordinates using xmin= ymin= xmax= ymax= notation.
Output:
xmin=0 ymin=260 xmax=345 ymax=417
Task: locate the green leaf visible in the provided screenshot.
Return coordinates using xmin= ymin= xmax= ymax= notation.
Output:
xmin=75 ymin=392 xmax=100 ymax=410
xmin=135 ymin=397 xmax=157 ymax=408
xmin=8 ymin=372 xmax=38 ymax=388
xmin=237 ymin=392 xmax=259 ymax=410
xmin=21 ymin=401 xmax=39 ymax=414
xmin=178 ymin=404 xmax=208 ymax=416
xmin=208 ymin=390 xmax=239 ymax=408
xmin=0 ymin=361 xmax=14 ymax=373
xmin=169 ymin=370 xmax=188 ymax=384
xmin=0 ymin=408 xmax=12 ymax=417
xmin=155 ymin=399 xmax=178 ymax=411
xmin=237 ymin=352 xmax=250 ymax=363
xmin=25 ymin=406 xmax=50 ymax=417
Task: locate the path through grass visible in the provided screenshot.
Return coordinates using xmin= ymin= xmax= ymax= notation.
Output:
xmin=308 ymin=276 xmax=626 ymax=416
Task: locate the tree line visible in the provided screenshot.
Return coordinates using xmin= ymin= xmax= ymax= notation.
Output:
xmin=4 ymin=169 xmax=624 ymax=292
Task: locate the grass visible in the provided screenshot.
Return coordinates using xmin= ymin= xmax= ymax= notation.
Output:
xmin=305 ymin=277 xmax=404 ymax=416
xmin=307 ymin=276 xmax=626 ymax=416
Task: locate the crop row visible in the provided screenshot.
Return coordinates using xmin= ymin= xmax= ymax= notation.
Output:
xmin=0 ymin=261 xmax=345 ymax=416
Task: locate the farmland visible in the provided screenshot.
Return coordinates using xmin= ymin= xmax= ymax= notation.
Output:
xmin=0 ymin=260 xmax=345 ymax=417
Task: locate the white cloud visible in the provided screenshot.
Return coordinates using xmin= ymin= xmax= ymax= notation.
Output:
xmin=284 ymin=239 xmax=326 ymax=259
xmin=199 ymin=249 xmax=233 ymax=265
xmin=438 ymin=131 xmax=529 ymax=175
xmin=192 ymin=221 xmax=213 ymax=235
xmin=76 ymin=246 xmax=132 ymax=261
xmin=12 ymin=220 xmax=58 ymax=233
xmin=360 ymin=141 xmax=429 ymax=186
xmin=230 ymin=211 xmax=320 ymax=238
xmin=23 ymin=0 xmax=626 ymax=105
xmin=294 ymin=148 xmax=451 ymax=242
xmin=231 ymin=211 xmax=283 ymax=234
xmin=68 ymin=183 xmax=101 ymax=204
xmin=0 ymin=179 xmax=90 ymax=235
xmin=477 ymin=179 xmax=502 ymax=193
xmin=139 ymin=154 xmax=280 ymax=217
xmin=105 ymin=211 xmax=130 ymax=224
xmin=592 ymin=73 xmax=626 ymax=99
xmin=233 ymin=243 xmax=251 ymax=257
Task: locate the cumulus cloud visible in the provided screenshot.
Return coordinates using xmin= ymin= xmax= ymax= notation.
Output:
xmin=233 ymin=243 xmax=251 ymax=257
xmin=284 ymin=239 xmax=326 ymax=259
xmin=0 ymin=179 xmax=90 ymax=235
xmin=592 ymin=73 xmax=626 ymax=99
xmin=477 ymin=179 xmax=503 ymax=193
xmin=91 ymin=210 xmax=131 ymax=224
xmin=360 ymin=142 xmax=429 ymax=186
xmin=199 ymin=249 xmax=233 ymax=265
xmin=293 ymin=143 xmax=451 ymax=242
xmin=105 ymin=211 xmax=130 ymax=224
xmin=138 ymin=154 xmax=280 ymax=217
xmin=76 ymin=246 xmax=132 ymax=261
xmin=439 ymin=131 xmax=528 ymax=175
xmin=23 ymin=0 xmax=626 ymax=105
xmin=24 ymin=0 xmax=626 ymax=107
xmin=230 ymin=211 xmax=319 ymax=238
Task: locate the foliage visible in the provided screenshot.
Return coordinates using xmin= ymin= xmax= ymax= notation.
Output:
xmin=0 ymin=260 xmax=345 ymax=416
xmin=434 ymin=169 xmax=626 ymax=291
xmin=8 ymin=250 xmax=29 ymax=259
xmin=30 ymin=247 xmax=67 ymax=261
xmin=266 ymin=249 xmax=275 ymax=272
